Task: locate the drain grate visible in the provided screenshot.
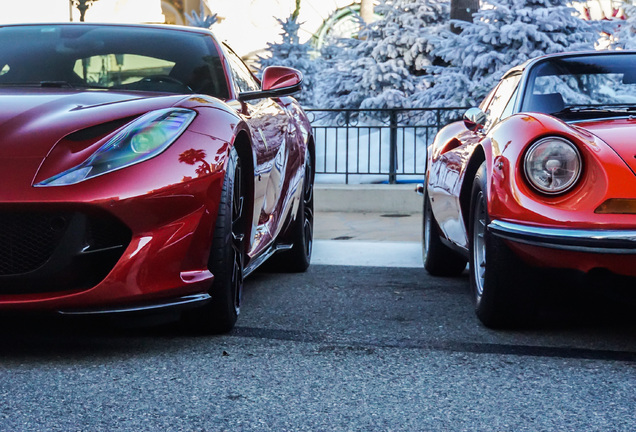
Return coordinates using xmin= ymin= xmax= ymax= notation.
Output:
xmin=380 ymin=214 xmax=411 ymax=218
xmin=332 ymin=236 xmax=354 ymax=240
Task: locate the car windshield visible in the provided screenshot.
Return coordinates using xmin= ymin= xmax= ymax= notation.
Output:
xmin=0 ymin=24 xmax=229 ymax=99
xmin=521 ymin=53 xmax=636 ymax=119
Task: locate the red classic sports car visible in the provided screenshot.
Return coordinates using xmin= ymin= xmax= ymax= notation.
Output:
xmin=423 ymin=51 xmax=636 ymax=327
xmin=0 ymin=23 xmax=314 ymax=332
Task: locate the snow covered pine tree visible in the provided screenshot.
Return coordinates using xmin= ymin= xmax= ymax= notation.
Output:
xmin=185 ymin=4 xmax=218 ymax=29
xmin=417 ymin=0 xmax=608 ymax=108
xmin=257 ymin=4 xmax=320 ymax=107
xmin=318 ymin=0 xmax=449 ymax=110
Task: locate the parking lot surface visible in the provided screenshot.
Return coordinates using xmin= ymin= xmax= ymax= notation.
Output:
xmin=0 ymin=212 xmax=634 ymax=431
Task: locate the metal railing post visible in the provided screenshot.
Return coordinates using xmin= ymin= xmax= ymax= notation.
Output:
xmin=389 ymin=109 xmax=398 ymax=184
xmin=305 ymin=107 xmax=468 ymax=182
xmin=345 ymin=110 xmax=350 ymax=185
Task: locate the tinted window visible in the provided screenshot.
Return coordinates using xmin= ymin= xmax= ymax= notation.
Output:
xmin=0 ymin=24 xmax=229 ymax=98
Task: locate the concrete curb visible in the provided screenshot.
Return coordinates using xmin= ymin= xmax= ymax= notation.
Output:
xmin=315 ymin=184 xmax=423 ymax=213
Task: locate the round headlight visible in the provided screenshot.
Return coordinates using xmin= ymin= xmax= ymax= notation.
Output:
xmin=524 ymin=137 xmax=582 ymax=195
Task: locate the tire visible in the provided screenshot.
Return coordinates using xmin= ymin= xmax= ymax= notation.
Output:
xmin=183 ymin=147 xmax=246 ymax=333
xmin=422 ymin=191 xmax=467 ymax=276
xmin=265 ymin=150 xmax=314 ymax=272
xmin=468 ymin=162 xmax=535 ymax=328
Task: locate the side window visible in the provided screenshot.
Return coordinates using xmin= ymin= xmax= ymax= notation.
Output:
xmin=500 ymin=86 xmax=520 ymax=120
xmin=224 ymin=47 xmax=259 ymax=94
xmin=479 ymin=87 xmax=497 ymax=112
xmin=483 ymin=74 xmax=521 ymax=129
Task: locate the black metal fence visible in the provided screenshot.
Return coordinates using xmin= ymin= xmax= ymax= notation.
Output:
xmin=307 ymin=107 xmax=469 ymax=184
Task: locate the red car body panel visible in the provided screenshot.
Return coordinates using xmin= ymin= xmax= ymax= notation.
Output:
xmin=0 ymin=23 xmax=312 ymax=314
xmin=489 ymin=114 xmax=636 ymax=224
xmin=428 ymin=51 xmax=636 ymax=280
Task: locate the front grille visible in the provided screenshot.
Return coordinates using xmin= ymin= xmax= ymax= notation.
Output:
xmin=0 ymin=212 xmax=69 ymax=275
xmin=0 ymin=209 xmax=132 ymax=294
xmin=87 ymin=214 xmax=132 ymax=252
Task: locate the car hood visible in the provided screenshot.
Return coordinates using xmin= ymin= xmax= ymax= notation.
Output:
xmin=576 ymin=118 xmax=636 ymax=174
xmin=0 ymin=88 xmax=188 ymax=158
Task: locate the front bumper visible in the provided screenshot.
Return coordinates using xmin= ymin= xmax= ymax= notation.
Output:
xmin=489 ymin=220 xmax=636 ymax=254
xmin=0 ymin=175 xmax=223 ymax=313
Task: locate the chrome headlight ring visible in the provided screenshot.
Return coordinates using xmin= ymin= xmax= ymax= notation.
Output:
xmin=523 ymin=136 xmax=582 ymax=196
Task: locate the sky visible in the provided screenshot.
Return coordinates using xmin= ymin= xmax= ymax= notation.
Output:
xmin=0 ymin=0 xmax=357 ymax=56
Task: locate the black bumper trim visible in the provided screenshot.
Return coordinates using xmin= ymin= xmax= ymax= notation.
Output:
xmin=57 ymin=293 xmax=211 ymax=316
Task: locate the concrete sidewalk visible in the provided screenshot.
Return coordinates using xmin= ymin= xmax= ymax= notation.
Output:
xmin=311 ymin=185 xmax=424 ymax=267
xmin=314 ymin=211 xmax=421 ymax=242
xmin=315 ymin=184 xmax=423 ymax=213
xmin=312 ymin=211 xmax=423 ymax=268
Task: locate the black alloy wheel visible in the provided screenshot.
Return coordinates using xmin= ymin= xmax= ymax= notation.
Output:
xmin=468 ymin=162 xmax=536 ymax=328
xmin=183 ymin=147 xmax=245 ymax=333
xmin=265 ymin=150 xmax=313 ymax=272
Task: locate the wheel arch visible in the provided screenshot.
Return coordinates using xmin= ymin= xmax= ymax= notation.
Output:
xmin=306 ymin=133 xmax=316 ymax=182
xmin=459 ymin=145 xmax=486 ymax=231
xmin=281 ymin=131 xmax=315 ymax=238
xmin=230 ymin=129 xmax=255 ymax=240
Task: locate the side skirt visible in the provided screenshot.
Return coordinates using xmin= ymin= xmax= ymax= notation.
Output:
xmin=243 ymin=243 xmax=293 ymax=277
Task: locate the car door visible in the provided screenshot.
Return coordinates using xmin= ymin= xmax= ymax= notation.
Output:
xmin=224 ymin=48 xmax=291 ymax=256
xmin=431 ymin=73 xmax=521 ymax=249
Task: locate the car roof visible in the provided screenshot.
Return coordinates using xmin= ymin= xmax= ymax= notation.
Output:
xmin=0 ymin=22 xmax=215 ymax=37
xmin=503 ymin=50 xmax=636 ymax=79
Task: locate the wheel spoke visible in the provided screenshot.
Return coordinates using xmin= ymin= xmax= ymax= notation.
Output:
xmin=304 ymin=158 xmax=313 ymax=203
xmin=304 ymin=221 xmax=313 ymax=257
xmin=231 ymin=155 xmax=244 ymax=312
xmin=471 ymin=191 xmax=488 ymax=296
xmin=230 ymin=239 xmax=243 ymax=311
xmin=233 ymin=196 xmax=244 ymax=225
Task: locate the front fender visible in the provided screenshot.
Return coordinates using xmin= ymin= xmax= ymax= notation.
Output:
xmin=488 ymin=113 xmax=636 ymax=229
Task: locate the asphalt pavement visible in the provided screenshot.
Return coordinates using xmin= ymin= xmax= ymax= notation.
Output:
xmin=1 ymin=210 xmax=635 ymax=431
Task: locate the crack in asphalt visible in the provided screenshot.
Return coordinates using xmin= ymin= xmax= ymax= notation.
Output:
xmin=232 ymin=326 xmax=636 ymax=363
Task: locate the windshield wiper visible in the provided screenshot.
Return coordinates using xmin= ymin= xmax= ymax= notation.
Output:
xmin=0 ymin=81 xmax=76 ymax=88
xmin=557 ymin=105 xmax=636 ymax=114
xmin=39 ymin=81 xmax=75 ymax=88
xmin=0 ymin=81 xmax=109 ymax=90
xmin=552 ymin=105 xmax=636 ymax=120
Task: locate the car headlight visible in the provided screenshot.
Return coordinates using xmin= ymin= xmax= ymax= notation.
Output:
xmin=523 ymin=137 xmax=582 ymax=195
xmin=37 ymin=108 xmax=196 ymax=186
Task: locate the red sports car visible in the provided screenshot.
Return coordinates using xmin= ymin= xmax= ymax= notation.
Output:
xmin=423 ymin=51 xmax=636 ymax=327
xmin=0 ymin=23 xmax=314 ymax=332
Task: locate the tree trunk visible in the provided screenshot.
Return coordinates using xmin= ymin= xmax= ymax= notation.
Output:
xmin=450 ymin=0 xmax=479 ymax=34
xmin=360 ymin=0 xmax=374 ymax=24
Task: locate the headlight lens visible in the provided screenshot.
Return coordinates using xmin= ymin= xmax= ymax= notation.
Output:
xmin=37 ymin=108 xmax=196 ymax=186
xmin=523 ymin=137 xmax=582 ymax=195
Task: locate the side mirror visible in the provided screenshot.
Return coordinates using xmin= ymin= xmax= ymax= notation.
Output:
xmin=463 ymin=107 xmax=487 ymax=131
xmin=239 ymin=66 xmax=303 ymax=101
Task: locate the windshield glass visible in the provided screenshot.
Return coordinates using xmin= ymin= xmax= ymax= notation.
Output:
xmin=0 ymin=24 xmax=229 ymax=98
xmin=521 ymin=53 xmax=636 ymax=118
